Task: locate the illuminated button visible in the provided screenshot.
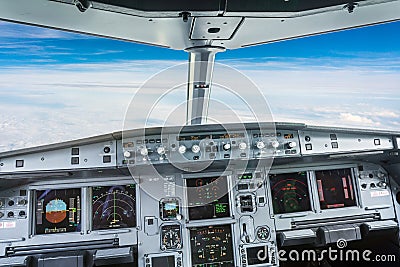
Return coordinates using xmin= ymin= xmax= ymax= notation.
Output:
xmin=123 ymin=151 xmax=132 ymax=158
xmin=374 ymin=139 xmax=381 ymax=145
xmin=305 ymin=144 xmax=313 ymax=150
xmin=192 ymin=144 xmax=201 ymax=154
xmin=140 ymin=147 xmax=148 ymax=156
xmin=256 ymin=141 xmax=266 ymax=149
xmin=271 ymin=140 xmax=279 ymax=148
xmin=331 ymin=142 xmax=339 ymax=149
xmin=157 ymin=146 xmax=166 ymax=155
xmin=178 ymin=145 xmax=187 ymax=154
xmin=287 ymin=141 xmax=297 ymax=149
xmin=239 ymin=142 xmax=247 ymax=150
xmin=223 ymin=143 xmax=231 ymax=151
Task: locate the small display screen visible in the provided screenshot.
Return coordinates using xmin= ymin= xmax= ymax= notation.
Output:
xmin=187 ymin=176 xmax=230 ymax=220
xmin=269 ymin=172 xmax=311 ymax=214
xmin=35 ymin=188 xmax=81 ymax=234
xmin=246 ymin=245 xmax=270 ymax=265
xmin=151 ymin=256 xmax=175 ymax=267
xmin=92 ymin=185 xmax=136 ymax=230
xmin=178 ymin=134 xmax=210 ymax=141
xmin=160 ymin=199 xmax=180 ymax=220
xmin=190 ymin=225 xmax=234 ymax=267
xmin=316 ymin=168 xmax=356 ymax=209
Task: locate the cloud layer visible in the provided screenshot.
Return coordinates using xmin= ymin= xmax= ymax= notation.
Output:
xmin=0 ymin=21 xmax=400 ymax=152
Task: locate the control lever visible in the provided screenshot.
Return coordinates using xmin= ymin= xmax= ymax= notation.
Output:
xmin=239 ymin=216 xmax=255 ymax=243
xmin=242 ymin=223 xmax=250 ymax=243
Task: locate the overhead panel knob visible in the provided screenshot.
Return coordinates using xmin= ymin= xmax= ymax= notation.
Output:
xmin=178 ymin=145 xmax=187 ymax=154
xmin=223 ymin=143 xmax=231 ymax=151
xmin=239 ymin=142 xmax=247 ymax=150
xmin=287 ymin=141 xmax=297 ymax=149
xmin=256 ymin=141 xmax=266 ymax=149
xmin=271 ymin=140 xmax=280 ymax=149
xmin=140 ymin=147 xmax=148 ymax=156
xmin=157 ymin=146 xmax=166 ymax=155
xmin=192 ymin=144 xmax=201 ymax=154
xmin=123 ymin=151 xmax=132 ymax=158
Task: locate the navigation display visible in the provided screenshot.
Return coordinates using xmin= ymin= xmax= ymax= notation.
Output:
xmin=92 ymin=184 xmax=136 ymax=230
xmin=189 ymin=225 xmax=234 ymax=267
xmin=186 ymin=176 xmax=230 ymax=220
xmin=151 ymin=256 xmax=175 ymax=266
xmin=35 ymin=188 xmax=81 ymax=234
xmin=315 ymin=168 xmax=356 ymax=209
xmin=269 ymin=172 xmax=311 ymax=214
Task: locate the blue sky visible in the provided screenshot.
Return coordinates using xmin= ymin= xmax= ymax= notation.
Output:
xmin=0 ymin=20 xmax=400 ymax=151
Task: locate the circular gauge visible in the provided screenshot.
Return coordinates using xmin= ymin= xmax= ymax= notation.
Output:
xmin=161 ymin=224 xmax=181 ymax=250
xmin=256 ymin=226 xmax=270 ymax=241
xmin=45 ymin=199 xmax=67 ymax=223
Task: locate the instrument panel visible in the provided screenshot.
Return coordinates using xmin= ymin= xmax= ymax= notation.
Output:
xmin=0 ymin=123 xmax=399 ymax=267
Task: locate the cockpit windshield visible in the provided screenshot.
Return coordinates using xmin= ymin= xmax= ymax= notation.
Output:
xmin=0 ymin=20 xmax=399 ymax=152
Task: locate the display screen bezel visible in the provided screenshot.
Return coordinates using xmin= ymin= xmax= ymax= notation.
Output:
xmin=268 ymin=171 xmax=313 ymax=215
xmin=185 ymin=175 xmax=232 ymax=221
xmin=188 ymin=224 xmax=235 ymax=267
xmin=91 ymin=184 xmax=137 ymax=231
xmin=314 ymin=167 xmax=358 ymax=210
xmin=34 ymin=187 xmax=82 ymax=235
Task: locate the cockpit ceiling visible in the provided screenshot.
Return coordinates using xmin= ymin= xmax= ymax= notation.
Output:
xmin=56 ymin=0 xmax=366 ymax=13
xmin=0 ymin=0 xmax=400 ymax=49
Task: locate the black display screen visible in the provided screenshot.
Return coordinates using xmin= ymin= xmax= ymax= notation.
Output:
xmin=269 ymin=172 xmax=311 ymax=214
xmin=316 ymin=168 xmax=356 ymax=209
xmin=160 ymin=198 xmax=180 ymax=220
xmin=189 ymin=225 xmax=234 ymax=267
xmin=246 ymin=245 xmax=270 ymax=265
xmin=35 ymin=188 xmax=81 ymax=234
xmin=186 ymin=176 xmax=230 ymax=220
xmin=92 ymin=185 xmax=136 ymax=230
xmin=151 ymin=256 xmax=175 ymax=267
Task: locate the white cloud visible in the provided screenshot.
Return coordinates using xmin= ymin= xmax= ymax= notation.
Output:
xmin=0 ymin=57 xmax=400 ymax=153
xmin=339 ymin=113 xmax=377 ymax=125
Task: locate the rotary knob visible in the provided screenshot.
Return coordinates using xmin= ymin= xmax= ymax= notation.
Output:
xmin=271 ymin=140 xmax=280 ymax=148
xmin=140 ymin=147 xmax=148 ymax=156
xmin=223 ymin=143 xmax=231 ymax=151
xmin=0 ymin=211 xmax=4 ymax=219
xmin=256 ymin=141 xmax=266 ymax=149
xmin=123 ymin=151 xmax=132 ymax=158
xmin=157 ymin=146 xmax=166 ymax=155
xmin=178 ymin=145 xmax=187 ymax=154
xmin=192 ymin=144 xmax=201 ymax=154
xmin=239 ymin=142 xmax=247 ymax=150
xmin=287 ymin=141 xmax=297 ymax=149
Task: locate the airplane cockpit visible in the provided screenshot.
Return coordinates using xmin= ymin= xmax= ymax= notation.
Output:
xmin=1 ymin=1 xmax=400 ymax=267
